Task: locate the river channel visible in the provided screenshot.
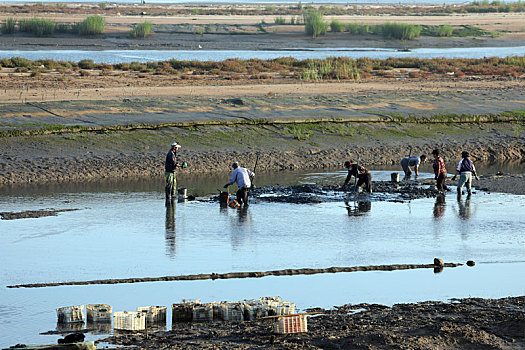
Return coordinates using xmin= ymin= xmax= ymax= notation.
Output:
xmin=0 ymin=168 xmax=524 ymax=347
xmin=1 ymin=46 xmax=525 ymax=64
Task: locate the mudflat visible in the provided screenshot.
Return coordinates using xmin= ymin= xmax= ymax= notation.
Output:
xmin=101 ymin=296 xmax=525 ymax=349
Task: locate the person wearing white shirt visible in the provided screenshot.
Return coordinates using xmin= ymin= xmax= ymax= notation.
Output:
xmin=224 ymin=162 xmax=255 ymax=206
xmin=451 ymin=151 xmax=479 ymax=196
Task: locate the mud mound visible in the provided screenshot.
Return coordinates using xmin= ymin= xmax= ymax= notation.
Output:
xmin=251 ymin=182 xmax=441 ymax=204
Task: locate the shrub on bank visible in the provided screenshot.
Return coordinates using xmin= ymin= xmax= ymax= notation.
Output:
xmin=303 ymin=10 xmax=328 ymax=39
xmin=78 ymin=15 xmax=105 ymax=35
xmin=346 ymin=22 xmax=370 ymax=35
xmin=330 ymin=19 xmax=344 ymax=32
xmin=19 ymin=18 xmax=55 ymax=36
xmin=382 ymin=22 xmax=421 ymax=40
xmin=1 ymin=18 xmax=16 ymax=34
xmin=129 ymin=21 xmax=153 ymax=39
xmin=274 ymin=16 xmax=287 ymax=25
xmin=78 ymin=59 xmax=95 ymax=69
xmin=438 ymin=25 xmax=454 ymax=37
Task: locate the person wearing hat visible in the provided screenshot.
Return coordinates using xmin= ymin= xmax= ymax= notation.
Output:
xmin=431 ymin=149 xmax=449 ymax=191
xmin=343 ymin=160 xmax=372 ymax=193
xmin=165 ymin=142 xmax=183 ymax=199
xmin=224 ymin=162 xmax=255 ymax=206
xmin=452 ymin=151 xmax=479 ymax=196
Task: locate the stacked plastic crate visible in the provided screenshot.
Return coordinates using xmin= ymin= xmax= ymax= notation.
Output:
xmin=137 ymin=306 xmax=167 ymax=325
xmin=219 ymin=302 xmax=244 ymax=322
xmin=86 ymin=304 xmax=112 ymax=323
xmin=56 ymin=305 xmax=85 ymax=324
xmin=113 ymin=311 xmax=146 ymax=331
xmin=172 ymin=299 xmax=200 ymax=323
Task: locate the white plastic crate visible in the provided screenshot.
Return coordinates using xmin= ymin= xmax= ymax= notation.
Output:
xmin=137 ymin=306 xmax=167 ymax=324
xmin=192 ymin=303 xmax=213 ymax=322
xmin=274 ymin=314 xmax=308 ymax=334
xmin=113 ymin=311 xmax=146 ymax=331
xmin=258 ymin=298 xmax=280 ymax=317
xmin=219 ymin=302 xmax=244 ymax=322
xmin=277 ymin=302 xmax=295 ymax=316
xmin=211 ymin=302 xmax=223 ymax=321
xmin=242 ymin=301 xmax=261 ymax=321
xmin=172 ymin=303 xmax=193 ymax=323
xmin=56 ymin=305 xmax=85 ymax=323
xmin=86 ymin=304 xmax=112 ymax=323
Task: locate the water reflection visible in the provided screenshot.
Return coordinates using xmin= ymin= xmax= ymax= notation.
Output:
xmin=237 ymin=206 xmax=250 ymax=223
xmin=86 ymin=321 xmax=111 ymax=335
xmin=433 ymin=195 xmax=446 ymax=219
xmin=345 ymin=200 xmax=371 ymax=216
xmin=56 ymin=322 xmax=84 ymax=333
xmin=457 ymin=194 xmax=472 ymax=220
xmin=165 ymin=198 xmax=176 ymax=259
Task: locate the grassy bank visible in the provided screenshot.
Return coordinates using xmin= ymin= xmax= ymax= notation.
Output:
xmin=0 ymin=121 xmax=522 ymax=186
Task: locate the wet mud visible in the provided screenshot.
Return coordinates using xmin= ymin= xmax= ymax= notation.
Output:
xmin=0 ymin=208 xmax=78 ymax=220
xmin=101 ymin=296 xmax=525 ymax=350
xmin=251 ymin=182 xmax=445 ymax=204
xmin=7 ymin=261 xmax=462 ymax=289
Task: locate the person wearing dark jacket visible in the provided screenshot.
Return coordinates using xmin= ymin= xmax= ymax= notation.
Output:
xmin=452 ymin=151 xmax=479 ymax=196
xmin=343 ymin=161 xmax=372 ymax=193
xmin=165 ymin=142 xmax=181 ymax=199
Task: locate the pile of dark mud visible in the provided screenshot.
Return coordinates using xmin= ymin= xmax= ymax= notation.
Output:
xmin=0 ymin=208 xmax=78 ymax=220
xmin=250 ymin=182 xmax=442 ymax=204
xmin=101 ymin=296 xmax=524 ymax=350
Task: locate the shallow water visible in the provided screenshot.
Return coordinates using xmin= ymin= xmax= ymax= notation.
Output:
xmin=1 ymin=46 xmax=525 ymax=64
xmin=4 ymin=0 xmax=521 ymax=5
xmin=0 ymin=169 xmax=524 ymax=347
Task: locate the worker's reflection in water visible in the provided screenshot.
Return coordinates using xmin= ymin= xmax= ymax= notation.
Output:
xmin=345 ymin=200 xmax=371 ymax=216
xmin=457 ymin=193 xmax=472 ymax=220
xmin=237 ymin=206 xmax=250 ymax=223
xmin=433 ymin=195 xmax=446 ymax=219
xmin=165 ymin=198 xmax=176 ymax=258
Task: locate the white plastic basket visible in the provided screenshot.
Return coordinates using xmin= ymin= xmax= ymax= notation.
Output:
xmin=219 ymin=302 xmax=244 ymax=322
xmin=192 ymin=303 xmax=213 ymax=322
xmin=113 ymin=311 xmax=146 ymax=331
xmin=277 ymin=301 xmax=295 ymax=316
xmin=86 ymin=304 xmax=112 ymax=323
xmin=274 ymin=314 xmax=307 ymax=334
xmin=56 ymin=305 xmax=85 ymax=323
xmin=137 ymin=306 xmax=167 ymax=324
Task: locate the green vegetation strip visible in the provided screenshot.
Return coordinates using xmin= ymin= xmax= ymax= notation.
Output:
xmin=2 ymin=56 xmax=524 ymax=81
xmin=7 ymin=262 xmax=462 ymax=288
xmin=0 ymin=112 xmax=523 ymax=138
xmin=0 ymin=111 xmax=525 ymax=139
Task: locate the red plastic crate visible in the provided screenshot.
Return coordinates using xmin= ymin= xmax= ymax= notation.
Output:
xmin=274 ymin=314 xmax=307 ymax=334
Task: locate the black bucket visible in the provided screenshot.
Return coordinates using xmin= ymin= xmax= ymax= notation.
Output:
xmin=219 ymin=191 xmax=229 ymax=206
